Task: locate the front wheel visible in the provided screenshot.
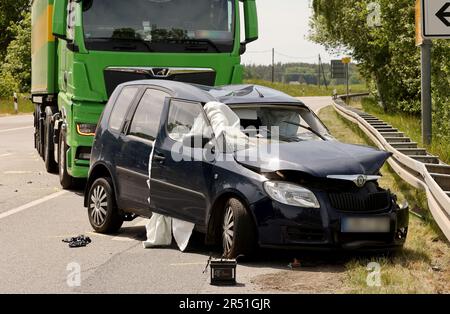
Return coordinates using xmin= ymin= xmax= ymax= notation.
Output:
xmin=222 ymin=198 xmax=256 ymax=259
xmin=87 ymin=177 xmax=123 ymax=234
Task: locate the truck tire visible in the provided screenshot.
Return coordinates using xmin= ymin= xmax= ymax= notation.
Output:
xmin=44 ymin=108 xmax=58 ymax=173
xmin=87 ymin=177 xmax=123 ymax=234
xmin=35 ymin=106 xmax=44 ymax=157
xmin=58 ymin=127 xmax=76 ymax=189
xmin=222 ymin=198 xmax=256 ymax=258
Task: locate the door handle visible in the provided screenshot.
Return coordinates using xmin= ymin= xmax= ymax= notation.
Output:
xmin=153 ymin=153 xmax=166 ymax=163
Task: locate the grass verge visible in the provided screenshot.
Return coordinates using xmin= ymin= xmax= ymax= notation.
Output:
xmin=244 ymin=79 xmax=368 ymax=97
xmin=0 ymin=95 xmax=34 ymax=115
xmin=319 ymin=106 xmax=450 ymax=294
xmin=349 ymin=97 xmax=449 ymax=164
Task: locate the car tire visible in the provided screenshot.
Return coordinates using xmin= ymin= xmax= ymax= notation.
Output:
xmin=87 ymin=177 xmax=123 ymax=234
xmin=222 ymin=198 xmax=256 ymax=258
xmin=44 ymin=108 xmax=58 ymax=173
xmin=58 ymin=127 xmax=76 ymax=189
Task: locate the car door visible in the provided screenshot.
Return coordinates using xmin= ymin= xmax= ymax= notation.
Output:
xmin=149 ymin=99 xmax=215 ymax=225
xmin=115 ymin=88 xmax=170 ymax=215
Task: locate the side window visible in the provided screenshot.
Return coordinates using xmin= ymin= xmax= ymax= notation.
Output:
xmin=167 ymin=100 xmax=208 ymax=142
xmin=129 ymin=89 xmax=169 ymax=141
xmin=109 ymin=86 xmax=139 ymax=132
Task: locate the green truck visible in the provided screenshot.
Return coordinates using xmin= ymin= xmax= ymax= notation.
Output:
xmin=31 ymin=0 xmax=258 ymax=189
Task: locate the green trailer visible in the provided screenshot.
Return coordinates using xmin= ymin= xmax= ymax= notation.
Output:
xmin=31 ymin=0 xmax=258 ymax=189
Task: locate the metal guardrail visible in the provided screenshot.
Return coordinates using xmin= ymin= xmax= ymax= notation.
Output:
xmin=333 ymin=95 xmax=450 ymax=241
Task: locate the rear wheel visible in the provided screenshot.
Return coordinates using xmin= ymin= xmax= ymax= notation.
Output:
xmin=222 ymin=198 xmax=256 ymax=258
xmin=44 ymin=108 xmax=58 ymax=173
xmin=34 ymin=106 xmax=44 ymax=157
xmin=58 ymin=127 xmax=76 ymax=189
xmin=87 ymin=177 xmax=123 ymax=234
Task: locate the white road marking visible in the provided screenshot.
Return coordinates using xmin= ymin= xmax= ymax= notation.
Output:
xmin=0 ymin=153 xmax=12 ymax=158
xmin=4 ymin=171 xmax=35 ymax=175
xmin=0 ymin=126 xmax=33 ymax=133
xmin=0 ymin=190 xmax=68 ymax=221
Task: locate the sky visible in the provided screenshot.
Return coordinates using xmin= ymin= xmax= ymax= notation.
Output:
xmin=241 ymin=0 xmax=337 ymax=65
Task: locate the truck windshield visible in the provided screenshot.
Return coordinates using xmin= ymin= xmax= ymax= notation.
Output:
xmin=82 ymin=0 xmax=235 ymax=53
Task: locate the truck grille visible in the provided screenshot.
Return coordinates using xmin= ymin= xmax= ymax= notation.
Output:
xmin=104 ymin=67 xmax=216 ymax=97
xmin=329 ymin=191 xmax=390 ymax=212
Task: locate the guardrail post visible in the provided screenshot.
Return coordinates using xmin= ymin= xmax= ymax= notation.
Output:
xmin=13 ymin=92 xmax=18 ymax=114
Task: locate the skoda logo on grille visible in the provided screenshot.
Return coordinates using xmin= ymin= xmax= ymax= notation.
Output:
xmin=355 ymin=175 xmax=367 ymax=188
xmin=152 ymin=68 xmax=171 ymax=77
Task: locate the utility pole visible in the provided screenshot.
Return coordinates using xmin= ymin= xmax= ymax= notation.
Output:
xmin=272 ymin=48 xmax=275 ymax=83
xmin=319 ymin=55 xmax=328 ymax=89
xmin=318 ymin=55 xmax=321 ymax=88
xmin=421 ymin=39 xmax=432 ymax=145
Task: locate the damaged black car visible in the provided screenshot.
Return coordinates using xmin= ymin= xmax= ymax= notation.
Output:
xmin=84 ymin=80 xmax=409 ymax=258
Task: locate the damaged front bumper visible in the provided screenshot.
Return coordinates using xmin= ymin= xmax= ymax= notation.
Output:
xmin=251 ymin=191 xmax=409 ymax=251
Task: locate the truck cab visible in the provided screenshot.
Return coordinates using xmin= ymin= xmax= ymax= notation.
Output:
xmin=31 ymin=0 xmax=258 ymax=189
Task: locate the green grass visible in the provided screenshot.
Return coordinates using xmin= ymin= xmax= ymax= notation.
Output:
xmin=244 ymin=79 xmax=368 ymax=97
xmin=0 ymin=94 xmax=34 ymax=115
xmin=350 ymin=97 xmax=449 ymax=164
xmin=319 ymin=106 xmax=450 ymax=294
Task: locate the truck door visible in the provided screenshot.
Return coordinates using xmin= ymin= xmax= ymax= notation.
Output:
xmin=116 ymin=88 xmax=170 ymax=214
xmin=149 ymin=99 xmax=214 ymax=225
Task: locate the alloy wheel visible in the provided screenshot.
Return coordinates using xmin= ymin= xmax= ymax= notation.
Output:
xmin=90 ymin=185 xmax=108 ymax=226
xmin=222 ymin=205 xmax=235 ymax=254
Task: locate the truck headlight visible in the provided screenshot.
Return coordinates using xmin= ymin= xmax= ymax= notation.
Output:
xmin=76 ymin=123 xmax=97 ymax=136
xmin=263 ymin=181 xmax=320 ymax=208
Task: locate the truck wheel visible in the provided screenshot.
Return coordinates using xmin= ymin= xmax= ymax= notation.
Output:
xmin=35 ymin=106 xmax=43 ymax=157
xmin=87 ymin=177 xmax=123 ymax=234
xmin=222 ymin=198 xmax=256 ymax=258
xmin=44 ymin=108 xmax=58 ymax=173
xmin=58 ymin=127 xmax=76 ymax=189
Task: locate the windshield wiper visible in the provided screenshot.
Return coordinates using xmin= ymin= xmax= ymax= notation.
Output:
xmin=282 ymin=121 xmax=327 ymax=141
xmin=86 ymin=37 xmax=154 ymax=52
xmin=155 ymin=38 xmax=221 ymax=53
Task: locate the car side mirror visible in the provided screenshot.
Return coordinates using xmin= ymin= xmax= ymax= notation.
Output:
xmin=182 ymin=134 xmax=212 ymax=149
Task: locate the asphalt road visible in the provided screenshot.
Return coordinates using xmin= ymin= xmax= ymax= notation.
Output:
xmin=0 ymin=97 xmax=332 ymax=293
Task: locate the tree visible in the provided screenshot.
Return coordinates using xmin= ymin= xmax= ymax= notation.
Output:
xmin=0 ymin=0 xmax=30 ymax=58
xmin=0 ymin=11 xmax=31 ymax=96
xmin=310 ymin=0 xmax=449 ymax=143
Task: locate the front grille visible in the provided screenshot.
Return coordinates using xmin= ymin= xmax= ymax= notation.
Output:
xmin=104 ymin=67 xmax=216 ymax=97
xmin=329 ymin=191 xmax=390 ymax=212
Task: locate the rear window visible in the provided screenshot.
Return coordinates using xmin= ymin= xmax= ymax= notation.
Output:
xmin=109 ymin=86 xmax=139 ymax=132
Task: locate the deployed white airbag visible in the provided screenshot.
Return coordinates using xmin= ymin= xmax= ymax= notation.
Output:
xmin=204 ymin=101 xmax=249 ymax=152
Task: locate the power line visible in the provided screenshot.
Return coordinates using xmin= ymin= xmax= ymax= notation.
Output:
xmin=246 ymin=50 xmax=318 ymax=60
xmin=246 ymin=50 xmax=272 ymax=54
xmin=274 ymin=51 xmax=318 ymax=60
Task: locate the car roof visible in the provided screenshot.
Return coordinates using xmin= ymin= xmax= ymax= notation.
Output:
xmin=118 ymin=80 xmax=306 ymax=107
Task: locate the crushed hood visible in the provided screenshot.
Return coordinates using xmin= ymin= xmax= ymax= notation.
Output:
xmin=234 ymin=141 xmax=391 ymax=177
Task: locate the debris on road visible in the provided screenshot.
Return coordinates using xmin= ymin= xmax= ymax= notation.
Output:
xmin=62 ymin=235 xmax=92 ymax=248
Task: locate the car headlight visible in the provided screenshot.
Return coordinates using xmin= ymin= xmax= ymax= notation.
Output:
xmin=76 ymin=123 xmax=97 ymax=136
xmin=263 ymin=181 xmax=320 ymax=208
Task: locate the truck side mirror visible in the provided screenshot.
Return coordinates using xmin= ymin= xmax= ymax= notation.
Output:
xmin=242 ymin=0 xmax=259 ymax=44
xmin=52 ymin=0 xmax=68 ymax=39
